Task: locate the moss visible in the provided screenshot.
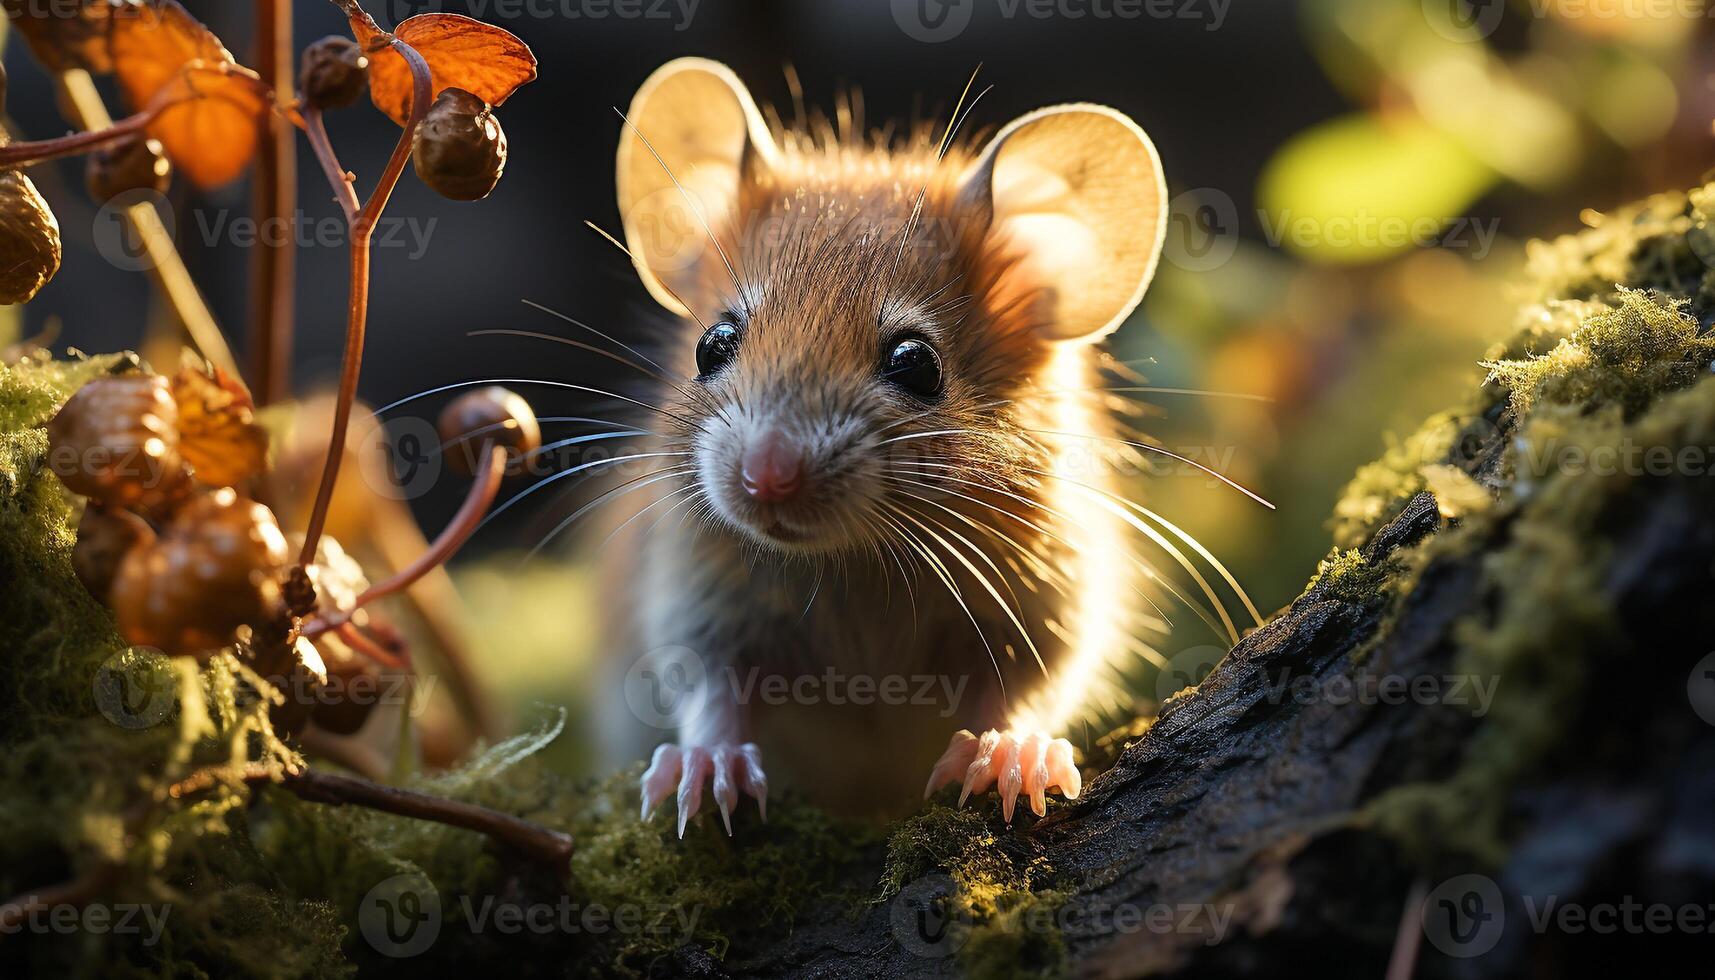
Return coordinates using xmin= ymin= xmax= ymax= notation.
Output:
xmin=881 ymin=805 xmax=1067 ymax=978
xmin=1301 ymin=548 xmax=1396 ymax=604
xmin=1351 ymin=184 xmax=1715 ymax=867
xmin=1327 ymin=411 xmax=1466 ymax=550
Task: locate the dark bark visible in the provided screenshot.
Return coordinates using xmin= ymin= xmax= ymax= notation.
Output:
xmin=705 ymin=467 xmax=1715 ymax=978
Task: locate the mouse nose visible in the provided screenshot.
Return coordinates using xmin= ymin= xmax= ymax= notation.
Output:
xmin=741 ymin=430 xmax=805 ymax=503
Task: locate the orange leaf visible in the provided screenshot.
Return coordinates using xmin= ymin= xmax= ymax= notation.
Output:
xmin=170 ymin=354 xmax=270 ymax=489
xmin=361 ymin=14 xmax=537 ymax=126
xmin=109 ymin=1 xmax=266 ymax=188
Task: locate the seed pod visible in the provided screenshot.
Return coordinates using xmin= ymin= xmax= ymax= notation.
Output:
xmin=109 ymin=488 xmax=289 ymax=658
xmin=47 ymin=374 xmax=188 ymax=508
xmin=72 ymin=504 xmax=156 ymax=602
xmin=437 ymin=386 xmax=540 ymax=476
xmin=267 ymin=636 xmax=327 ymax=738
xmin=85 ymin=137 xmax=172 ymax=203
xmin=300 ymin=35 xmax=368 ymax=110
xmin=310 ymin=642 xmax=384 ymax=736
xmin=412 ymin=88 xmax=507 ymax=202
xmin=0 ymin=166 xmax=62 ymax=305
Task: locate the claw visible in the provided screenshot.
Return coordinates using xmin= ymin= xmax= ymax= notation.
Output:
xmin=958 ymin=729 xmax=1004 ymax=807
xmin=640 ymin=744 xmax=682 ymax=821
xmin=1046 ymin=739 xmax=1080 ymax=800
xmin=712 ymin=746 xmax=739 ymax=836
xmin=1022 ymin=733 xmax=1049 ymax=818
xmin=738 ymin=743 xmax=768 ymax=822
xmin=997 ymin=737 xmax=1024 ymax=823
xmin=924 ymin=730 xmax=979 ymax=798
xmin=676 ymin=747 xmax=713 ymax=838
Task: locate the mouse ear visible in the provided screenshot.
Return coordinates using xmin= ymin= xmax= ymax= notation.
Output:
xmin=960 ymin=105 xmax=1167 ymax=343
xmin=616 ymin=58 xmax=779 ymax=317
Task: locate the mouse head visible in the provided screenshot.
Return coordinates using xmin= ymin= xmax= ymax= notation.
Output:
xmin=616 ymin=58 xmax=1166 ymax=555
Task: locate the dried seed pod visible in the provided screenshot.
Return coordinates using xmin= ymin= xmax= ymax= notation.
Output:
xmin=47 ymin=374 xmax=188 ymax=508
xmin=310 ymin=642 xmax=385 ymax=736
xmin=267 ymin=636 xmax=327 ymax=738
xmin=72 ymin=504 xmax=156 ymax=602
xmin=85 ymin=137 xmax=172 ymax=203
xmin=299 ymin=35 xmax=368 ymax=110
xmin=0 ymin=167 xmax=62 ymax=305
xmin=437 ymin=386 xmax=540 ymax=476
xmin=109 ymin=488 xmax=289 ymax=657
xmin=412 ymin=88 xmax=507 ymax=202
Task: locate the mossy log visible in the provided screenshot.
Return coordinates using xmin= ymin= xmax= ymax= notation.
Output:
xmin=694 ymin=199 xmax=1715 ymax=978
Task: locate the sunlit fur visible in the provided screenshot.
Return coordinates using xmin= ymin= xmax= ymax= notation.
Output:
xmin=601 ymin=113 xmax=1199 ymax=812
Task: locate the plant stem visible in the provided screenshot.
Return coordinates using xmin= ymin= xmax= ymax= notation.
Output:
xmin=302 ymin=445 xmax=504 ymax=635
xmin=302 ymin=108 xmax=361 ymax=222
xmin=53 ymin=71 xmax=241 ymax=380
xmin=296 ymin=38 xmax=433 ymax=569
xmin=0 ymin=110 xmax=154 ymax=168
xmin=250 ymin=0 xmax=297 ymax=405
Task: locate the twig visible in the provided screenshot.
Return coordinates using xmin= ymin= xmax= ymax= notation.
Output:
xmin=250 ymin=0 xmax=297 ymax=405
xmin=301 ymin=108 xmax=361 ymax=222
xmin=53 ymin=71 xmax=241 ymax=380
xmin=297 ymin=36 xmax=433 ymax=567
xmin=0 ymin=109 xmax=156 ymax=168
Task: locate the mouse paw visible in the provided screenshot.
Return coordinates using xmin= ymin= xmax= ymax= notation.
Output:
xmin=639 ymin=741 xmax=767 ymax=837
xmin=923 ymin=729 xmax=1080 ymax=822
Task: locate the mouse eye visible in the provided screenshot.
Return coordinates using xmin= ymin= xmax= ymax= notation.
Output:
xmin=883 ymin=337 xmax=943 ymax=399
xmin=695 ymin=321 xmax=742 ymax=378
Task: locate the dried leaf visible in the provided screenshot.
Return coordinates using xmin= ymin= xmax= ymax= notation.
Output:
xmin=357 ymin=14 xmax=537 ymax=127
xmin=109 ymin=0 xmax=266 ymax=188
xmin=171 ymin=354 xmax=270 ymax=488
xmin=2 ymin=0 xmax=135 ymax=74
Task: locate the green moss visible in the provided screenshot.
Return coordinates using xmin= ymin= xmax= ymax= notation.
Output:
xmin=1353 ymin=186 xmax=1715 ymax=866
xmin=882 ymin=805 xmax=1067 ymax=978
xmin=1302 ymin=548 xmax=1396 ymax=603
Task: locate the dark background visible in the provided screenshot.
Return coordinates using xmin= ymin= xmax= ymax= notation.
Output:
xmin=7 ymin=0 xmax=1714 ymax=618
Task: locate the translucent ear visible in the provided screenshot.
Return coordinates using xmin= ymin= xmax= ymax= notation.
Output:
xmin=961 ymin=105 xmax=1167 ymax=342
xmin=615 ymin=58 xmax=778 ymax=316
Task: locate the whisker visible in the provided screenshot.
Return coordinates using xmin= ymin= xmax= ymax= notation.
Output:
xmin=1021 ymin=427 xmax=1274 ymax=510
xmin=482 ymin=453 xmax=692 ymax=528
xmin=372 ymin=377 xmax=699 ymax=430
xmin=525 ymin=466 xmax=697 ymax=560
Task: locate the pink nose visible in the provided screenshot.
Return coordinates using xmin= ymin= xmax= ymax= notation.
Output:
xmin=741 ymin=431 xmax=805 ymax=503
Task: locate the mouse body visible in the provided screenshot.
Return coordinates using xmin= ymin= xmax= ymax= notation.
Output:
xmin=598 ymin=59 xmax=1175 ymax=831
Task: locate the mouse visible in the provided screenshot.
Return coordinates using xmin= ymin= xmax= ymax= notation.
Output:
xmin=586 ymin=57 xmax=1225 ymax=834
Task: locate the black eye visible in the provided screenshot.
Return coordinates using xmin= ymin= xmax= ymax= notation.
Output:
xmin=696 ymin=321 xmax=742 ymax=378
xmin=883 ymin=337 xmax=943 ymax=399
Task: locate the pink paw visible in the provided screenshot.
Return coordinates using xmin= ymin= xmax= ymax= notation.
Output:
xmin=640 ymin=742 xmax=768 ymax=837
xmin=923 ymin=729 xmax=1081 ymax=822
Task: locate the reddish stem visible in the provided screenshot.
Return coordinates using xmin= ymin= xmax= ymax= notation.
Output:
xmin=302 ymin=108 xmax=361 ymax=222
xmin=296 ymin=37 xmax=433 ymax=568
xmin=0 ymin=110 xmax=155 ymax=168
xmin=303 ymin=444 xmax=505 ymax=637
xmin=250 ymin=0 xmax=297 ymax=406
xmin=337 ymin=621 xmax=411 ymax=670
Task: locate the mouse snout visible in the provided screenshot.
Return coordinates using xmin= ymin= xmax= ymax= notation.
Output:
xmin=740 ymin=430 xmax=805 ymax=503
